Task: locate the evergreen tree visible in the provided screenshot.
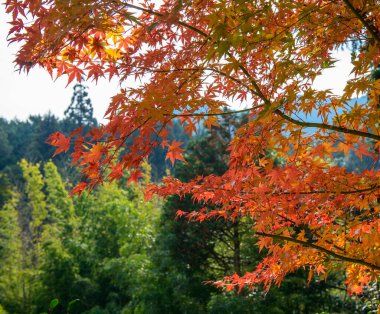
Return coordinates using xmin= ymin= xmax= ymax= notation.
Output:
xmin=0 ymin=174 xmax=11 ymax=209
xmin=0 ymin=123 xmax=12 ymax=170
xmin=18 ymin=160 xmax=48 ymax=313
xmin=28 ymin=114 xmax=62 ymax=163
xmin=64 ymin=83 xmax=96 ymax=130
xmin=0 ymin=119 xmax=33 ymax=167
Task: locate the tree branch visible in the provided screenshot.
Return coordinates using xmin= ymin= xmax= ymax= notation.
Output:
xmin=256 ymin=231 xmax=380 ymax=271
xmin=123 ymin=3 xmax=210 ymax=38
xmin=274 ymin=184 xmax=379 ymax=196
xmin=274 ymin=109 xmax=380 ymax=140
xmin=167 ymin=105 xmax=263 ymax=118
xmin=342 ymin=0 xmax=380 ymax=44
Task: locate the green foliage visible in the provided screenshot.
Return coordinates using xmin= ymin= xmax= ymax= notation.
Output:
xmin=27 ymin=114 xmax=61 ymax=163
xmin=0 ymin=305 xmax=7 ymax=314
xmin=0 ymin=192 xmax=24 ymax=314
xmin=43 ymin=162 xmax=74 ymax=226
xmin=0 ymin=157 xmax=161 ymax=313
xmin=0 ymin=124 xmax=12 ymax=170
xmin=0 ymin=173 xmax=11 ymax=208
xmin=20 ymin=160 xmax=47 ymax=235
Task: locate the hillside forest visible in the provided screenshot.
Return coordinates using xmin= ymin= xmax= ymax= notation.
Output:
xmin=0 ymin=83 xmax=378 ymax=314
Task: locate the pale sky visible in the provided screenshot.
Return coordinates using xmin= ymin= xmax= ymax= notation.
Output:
xmin=0 ymin=9 xmax=353 ymax=121
xmin=0 ymin=9 xmax=120 ymax=121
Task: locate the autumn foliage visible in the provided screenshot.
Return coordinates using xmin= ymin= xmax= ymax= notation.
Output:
xmin=5 ymin=0 xmax=380 ymax=294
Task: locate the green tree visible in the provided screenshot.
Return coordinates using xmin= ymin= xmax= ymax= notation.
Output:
xmin=0 ymin=192 xmax=24 ymax=314
xmin=20 ymin=160 xmax=47 ymax=238
xmin=46 ymin=163 xmax=160 ymax=313
xmin=36 ymin=162 xmax=78 ymax=311
xmin=0 ymin=123 xmax=12 ymax=170
xmin=0 ymin=119 xmax=32 ymax=166
xmin=27 ymin=114 xmax=61 ymax=163
xmin=0 ymin=174 xmax=11 ymax=209
xmin=18 ymin=160 xmax=48 ymax=313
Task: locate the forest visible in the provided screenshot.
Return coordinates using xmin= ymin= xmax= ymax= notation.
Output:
xmin=3 ymin=0 xmax=380 ymax=313
xmin=0 ymin=84 xmax=377 ymax=313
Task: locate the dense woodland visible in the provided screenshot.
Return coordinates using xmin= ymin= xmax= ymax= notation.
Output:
xmin=0 ymin=84 xmax=378 ymax=313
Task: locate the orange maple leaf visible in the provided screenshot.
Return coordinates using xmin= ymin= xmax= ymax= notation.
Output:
xmin=46 ymin=132 xmax=71 ymax=156
xmin=337 ymin=142 xmax=353 ymax=156
xmin=204 ymin=116 xmax=218 ymax=129
xmin=355 ymin=143 xmax=372 ymax=160
xmin=165 ymin=140 xmax=185 ymax=165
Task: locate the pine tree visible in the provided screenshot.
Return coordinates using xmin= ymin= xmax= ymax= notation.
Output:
xmin=0 ymin=124 xmax=12 ymax=170
xmin=64 ymin=83 xmax=96 ymax=129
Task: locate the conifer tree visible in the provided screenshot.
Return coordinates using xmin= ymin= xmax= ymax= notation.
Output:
xmin=64 ymin=83 xmax=96 ymax=129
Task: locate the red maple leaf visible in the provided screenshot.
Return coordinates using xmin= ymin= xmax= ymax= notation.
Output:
xmin=127 ymin=169 xmax=143 ymax=184
xmin=165 ymin=140 xmax=185 ymax=165
xmin=46 ymin=132 xmax=71 ymax=156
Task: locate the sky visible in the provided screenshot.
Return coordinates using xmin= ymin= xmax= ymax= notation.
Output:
xmin=0 ymin=9 xmax=354 ymax=122
xmin=0 ymin=10 xmax=120 ymax=121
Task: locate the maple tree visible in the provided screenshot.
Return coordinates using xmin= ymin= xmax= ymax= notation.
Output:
xmin=5 ymin=0 xmax=380 ymax=294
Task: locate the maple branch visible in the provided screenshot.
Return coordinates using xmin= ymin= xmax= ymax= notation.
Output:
xmin=224 ymin=52 xmax=271 ymax=106
xmin=256 ymin=232 xmax=380 ymax=271
xmin=275 ymin=214 xmax=347 ymax=253
xmin=168 ymin=105 xmax=264 ymax=118
xmin=274 ymin=109 xmax=380 ymax=140
xmin=342 ymin=0 xmax=380 ymax=44
xmin=123 ymin=3 xmax=210 ymax=38
xmin=225 ymin=54 xmax=380 ymax=140
xmin=274 ymin=184 xmax=379 ymax=195
xmin=223 ymin=48 xmax=380 ymax=141
xmin=122 ymin=3 xmax=264 ymax=96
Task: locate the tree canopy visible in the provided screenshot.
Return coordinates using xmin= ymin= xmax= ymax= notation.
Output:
xmin=5 ymin=0 xmax=380 ymax=293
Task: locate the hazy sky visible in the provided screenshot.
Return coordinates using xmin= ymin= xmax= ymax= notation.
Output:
xmin=0 ymin=9 xmax=354 ymax=121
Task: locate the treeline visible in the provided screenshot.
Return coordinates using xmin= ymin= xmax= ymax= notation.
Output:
xmin=0 ymin=83 xmax=189 ymax=184
xmin=0 ymin=85 xmax=376 ymax=313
